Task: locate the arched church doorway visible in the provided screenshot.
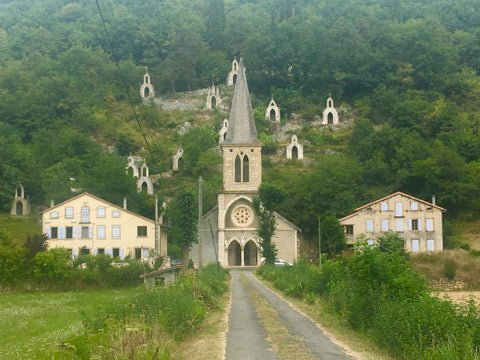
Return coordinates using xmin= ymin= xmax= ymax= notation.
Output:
xmin=244 ymin=240 xmax=258 ymax=266
xmin=233 ymin=74 xmax=237 ymax=85
xmin=141 ymin=182 xmax=148 ymax=193
xmin=270 ymin=109 xmax=276 ymax=122
xmin=328 ymin=112 xmax=334 ymax=124
xmin=211 ymin=96 xmax=216 ymax=108
xmin=228 ymin=240 xmax=241 ymax=266
xmin=144 ymin=87 xmax=150 ymax=97
xmin=16 ymin=201 xmax=23 ymax=216
xmin=292 ymin=146 xmax=298 ymax=160
xmin=127 ymin=167 xmax=134 ymax=178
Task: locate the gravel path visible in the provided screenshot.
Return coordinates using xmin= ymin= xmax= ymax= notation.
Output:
xmin=225 ymin=269 xmax=356 ymax=360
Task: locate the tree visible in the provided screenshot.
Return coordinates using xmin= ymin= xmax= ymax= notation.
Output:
xmin=0 ymin=231 xmax=27 ymax=288
xmin=24 ymin=233 xmax=48 ymax=260
xmin=320 ymin=214 xmax=347 ymax=259
xmin=166 ymin=189 xmax=197 ymax=269
xmin=253 ymin=182 xmax=285 ymax=265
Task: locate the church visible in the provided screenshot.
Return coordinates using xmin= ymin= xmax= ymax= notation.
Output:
xmin=192 ymin=59 xmax=300 ymax=267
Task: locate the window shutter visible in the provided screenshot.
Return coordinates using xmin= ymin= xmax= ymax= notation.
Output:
xmin=408 ymin=220 xmax=412 ymax=231
xmin=78 ymin=227 xmax=81 ymax=238
xmin=143 ymin=248 xmax=149 ymax=258
xmin=106 ymin=248 xmax=113 ymax=257
xmin=89 ymin=226 xmax=93 ymax=239
xmin=47 ymin=227 xmax=51 ymax=239
xmin=120 ymin=248 xmax=124 ymax=260
xmin=93 ymin=248 xmax=98 ymax=256
xmin=418 ymin=219 xmax=422 ymax=231
xmin=73 ymin=226 xmax=77 ymax=239
xmin=72 ymin=248 xmax=77 ymax=259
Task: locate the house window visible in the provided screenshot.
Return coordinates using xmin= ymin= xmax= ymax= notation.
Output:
xmin=396 ymin=219 xmax=403 ymax=232
xmin=81 ymin=226 xmax=89 ymax=238
xmin=97 ymin=248 xmax=105 ymax=255
xmin=381 ymin=202 xmax=388 ymax=211
xmin=412 ymin=239 xmax=419 ymax=252
xmin=51 ymin=211 xmax=59 ymax=219
xmin=135 ymin=248 xmax=142 ymax=259
xmin=366 ymin=220 xmax=373 ymax=232
xmin=66 ymin=227 xmax=73 ymax=239
xmin=81 ymin=207 xmax=89 ymax=222
xmin=137 ymin=226 xmax=147 ymax=237
xmin=97 ymin=226 xmax=105 ymax=239
xmin=51 ymin=227 xmax=58 ymax=239
xmin=410 ymin=202 xmax=418 ymax=211
xmin=345 ymin=225 xmax=354 ymax=235
xmin=395 ymin=202 xmax=403 ymax=217
xmin=412 ymin=219 xmax=419 ymax=230
xmin=381 ymin=219 xmax=389 ymax=232
xmin=65 ymin=207 xmax=73 ymax=218
xmin=112 ymin=210 xmax=120 ymax=218
xmin=113 ymin=248 xmax=120 ymax=258
xmin=80 ymin=247 xmax=90 ymax=255
xmin=97 ymin=206 xmax=105 ymax=218
xmin=426 ymin=219 xmax=434 ymax=231
xmin=427 ymin=239 xmax=435 ymax=251
xmin=112 ymin=225 xmax=120 ymax=239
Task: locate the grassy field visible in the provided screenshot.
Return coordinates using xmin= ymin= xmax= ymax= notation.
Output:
xmin=0 ymin=212 xmax=41 ymax=245
xmin=0 ymin=287 xmax=142 ymax=360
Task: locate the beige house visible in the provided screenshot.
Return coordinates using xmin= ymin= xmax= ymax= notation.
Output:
xmin=42 ymin=192 xmax=167 ymax=260
xmin=193 ymin=58 xmax=300 ymax=267
xmin=339 ymin=192 xmax=444 ymax=252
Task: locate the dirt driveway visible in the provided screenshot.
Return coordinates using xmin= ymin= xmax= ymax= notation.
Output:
xmin=225 ymin=269 xmax=358 ymax=360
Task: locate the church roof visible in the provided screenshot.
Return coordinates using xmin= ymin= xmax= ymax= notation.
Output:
xmin=224 ymin=58 xmax=260 ymax=145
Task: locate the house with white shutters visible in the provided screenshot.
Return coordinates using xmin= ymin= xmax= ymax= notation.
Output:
xmin=42 ymin=192 xmax=167 ymax=260
xmin=339 ymin=192 xmax=444 ymax=252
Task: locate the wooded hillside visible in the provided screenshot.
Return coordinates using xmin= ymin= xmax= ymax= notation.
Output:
xmin=1 ymin=0 xmax=480 ymax=242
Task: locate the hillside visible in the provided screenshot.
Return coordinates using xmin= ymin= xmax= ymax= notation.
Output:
xmin=1 ymin=0 xmax=480 ymax=243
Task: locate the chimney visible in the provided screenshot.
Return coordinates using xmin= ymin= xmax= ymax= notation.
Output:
xmin=50 ymin=199 xmax=54 ymax=208
xmin=432 ymin=195 xmax=436 ymax=206
xmin=123 ymin=197 xmax=127 ymax=210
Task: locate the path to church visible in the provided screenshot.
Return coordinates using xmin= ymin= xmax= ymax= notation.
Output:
xmin=225 ymin=269 xmax=357 ymax=360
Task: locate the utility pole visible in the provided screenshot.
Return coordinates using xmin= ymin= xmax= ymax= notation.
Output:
xmin=198 ymin=176 xmax=203 ymax=273
xmin=318 ymin=216 xmax=322 ymax=266
xmin=155 ymin=195 xmax=159 ymax=256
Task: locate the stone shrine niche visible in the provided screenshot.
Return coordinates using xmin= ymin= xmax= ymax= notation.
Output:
xmin=10 ymin=184 xmax=31 ymax=216
xmin=219 ymin=119 xmax=228 ymax=144
xmin=265 ymin=97 xmax=280 ymax=122
xmin=173 ymin=147 xmax=184 ymax=171
xmin=140 ymin=69 xmax=155 ymax=101
xmin=206 ymin=84 xmax=221 ymax=109
xmin=226 ymin=58 xmax=239 ymax=86
xmin=286 ymin=135 xmax=303 ymax=160
xmin=126 ymin=156 xmax=154 ymax=195
xmin=322 ymin=96 xmax=339 ymax=125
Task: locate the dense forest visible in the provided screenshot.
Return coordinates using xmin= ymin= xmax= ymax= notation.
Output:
xmin=1 ymin=0 xmax=480 ymax=242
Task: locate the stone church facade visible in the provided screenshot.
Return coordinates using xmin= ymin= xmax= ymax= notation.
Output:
xmin=193 ymin=59 xmax=300 ymax=267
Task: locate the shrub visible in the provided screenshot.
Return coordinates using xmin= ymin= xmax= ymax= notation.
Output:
xmin=444 ymin=259 xmax=457 ymax=280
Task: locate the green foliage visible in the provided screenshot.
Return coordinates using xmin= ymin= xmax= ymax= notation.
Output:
xmin=257 ymin=258 xmax=321 ymax=298
xmin=320 ymin=214 xmax=346 ymax=258
xmin=0 ymin=231 xmax=27 ymax=288
xmin=253 ymin=182 xmax=285 ymax=264
xmin=444 ymin=259 xmax=457 ymax=280
xmin=166 ymin=188 xmax=198 ymax=265
xmin=32 ymin=248 xmax=73 ymax=284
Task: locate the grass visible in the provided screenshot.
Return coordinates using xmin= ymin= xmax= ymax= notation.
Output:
xmin=0 ymin=287 xmax=142 ymax=360
xmin=0 ymin=212 xmax=41 ymax=245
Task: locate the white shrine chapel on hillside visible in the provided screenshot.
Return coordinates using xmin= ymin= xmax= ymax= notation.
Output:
xmin=192 ymin=59 xmax=300 ymax=268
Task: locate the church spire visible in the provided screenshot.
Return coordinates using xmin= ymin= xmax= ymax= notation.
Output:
xmin=224 ymin=58 xmax=259 ymax=144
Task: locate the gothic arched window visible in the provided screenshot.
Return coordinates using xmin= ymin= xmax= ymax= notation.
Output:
xmin=243 ymin=155 xmax=249 ymax=182
xmin=235 ymin=155 xmax=241 ymax=182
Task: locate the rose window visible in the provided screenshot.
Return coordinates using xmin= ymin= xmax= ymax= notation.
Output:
xmin=232 ymin=206 xmax=253 ymax=226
